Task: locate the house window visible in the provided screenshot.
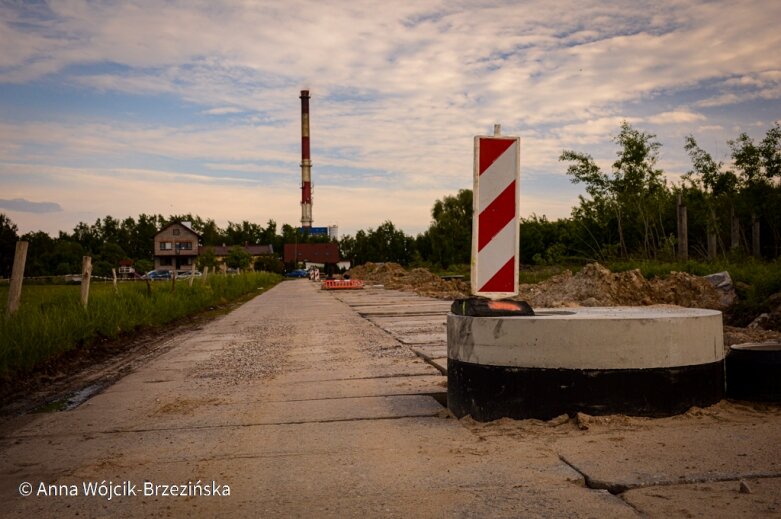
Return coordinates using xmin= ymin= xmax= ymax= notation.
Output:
xmin=177 ymin=241 xmax=193 ymax=251
xmin=160 ymin=242 xmax=173 ymax=250
xmin=161 ymin=257 xmax=173 ymax=266
xmin=173 ymin=228 xmax=180 ymax=236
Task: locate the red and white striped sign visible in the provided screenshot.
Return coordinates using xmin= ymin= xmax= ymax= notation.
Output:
xmin=472 ymin=135 xmax=520 ymax=298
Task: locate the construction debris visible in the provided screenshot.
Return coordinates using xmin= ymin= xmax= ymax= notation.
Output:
xmin=347 ymin=262 xmax=469 ymax=299
xmin=516 ymin=263 xmax=726 ymax=310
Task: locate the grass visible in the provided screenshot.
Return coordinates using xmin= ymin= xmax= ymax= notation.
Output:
xmin=0 ymin=272 xmax=281 ymax=378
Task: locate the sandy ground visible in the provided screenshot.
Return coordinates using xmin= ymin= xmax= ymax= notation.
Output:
xmin=0 ymin=280 xmax=779 ymax=517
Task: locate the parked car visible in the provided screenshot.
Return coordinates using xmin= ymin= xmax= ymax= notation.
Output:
xmin=285 ymin=269 xmax=309 ymax=278
xmin=175 ymin=269 xmax=202 ymax=278
xmin=144 ymin=269 xmax=171 ymax=280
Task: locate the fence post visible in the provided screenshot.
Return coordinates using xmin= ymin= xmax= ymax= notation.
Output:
xmin=731 ymin=211 xmax=740 ymax=251
xmin=112 ymin=268 xmax=119 ymax=294
xmin=202 ymin=266 xmax=209 ymax=283
xmin=81 ymin=256 xmax=92 ymax=308
xmin=677 ymin=194 xmax=688 ymax=261
xmin=189 ymin=263 xmax=196 ymax=287
xmin=752 ymin=214 xmax=761 ymax=258
xmin=6 ymin=241 xmax=28 ymax=316
xmin=171 ymin=269 xmax=177 ymax=292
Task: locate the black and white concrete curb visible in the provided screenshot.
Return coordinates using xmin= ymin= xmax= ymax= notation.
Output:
xmin=447 ymin=307 xmax=725 ymax=421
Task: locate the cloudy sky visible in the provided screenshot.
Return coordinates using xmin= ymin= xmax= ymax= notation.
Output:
xmin=1 ymin=0 xmax=780 ymax=237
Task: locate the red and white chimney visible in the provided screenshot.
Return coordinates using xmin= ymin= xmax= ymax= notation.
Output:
xmin=300 ymin=89 xmax=313 ymax=228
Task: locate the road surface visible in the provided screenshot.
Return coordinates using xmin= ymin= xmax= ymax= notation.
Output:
xmin=1 ymin=280 xmax=780 ymax=517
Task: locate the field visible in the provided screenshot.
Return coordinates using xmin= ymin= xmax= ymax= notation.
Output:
xmin=0 ymin=273 xmax=281 ymax=378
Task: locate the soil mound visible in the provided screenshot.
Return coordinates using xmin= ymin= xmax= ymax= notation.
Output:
xmin=516 ymin=263 xmax=725 ymax=310
xmin=347 ymin=262 xmax=469 ymax=299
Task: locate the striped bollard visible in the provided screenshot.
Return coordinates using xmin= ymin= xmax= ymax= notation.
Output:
xmin=471 ymin=129 xmax=520 ymax=298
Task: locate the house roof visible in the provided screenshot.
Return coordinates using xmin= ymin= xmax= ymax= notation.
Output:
xmin=283 ymin=243 xmax=340 ymax=263
xmin=155 ymin=221 xmax=202 ymax=239
xmin=200 ymin=244 xmax=274 ymax=256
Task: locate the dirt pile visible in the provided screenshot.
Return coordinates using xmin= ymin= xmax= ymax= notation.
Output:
xmin=348 ymin=262 xmax=469 ymax=299
xmin=516 ymin=263 xmax=725 ymax=310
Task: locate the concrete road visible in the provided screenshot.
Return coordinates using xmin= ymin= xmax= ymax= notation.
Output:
xmin=1 ymin=280 xmax=779 ymax=517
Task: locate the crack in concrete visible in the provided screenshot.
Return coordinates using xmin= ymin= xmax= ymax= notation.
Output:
xmin=559 ymin=454 xmax=781 ymax=495
xmin=262 ymin=392 xmax=447 ymax=404
xmin=6 ymin=414 xmax=445 ymax=440
xmin=410 ymin=348 xmax=448 ymax=376
xmin=305 ymin=372 xmax=436 ymax=382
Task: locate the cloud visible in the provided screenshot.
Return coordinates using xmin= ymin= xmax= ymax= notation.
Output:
xmin=202 ymin=107 xmax=244 ymax=115
xmin=1 ymin=1 xmax=781 ymax=236
xmin=0 ymin=197 xmax=63 ymax=213
xmin=646 ymin=110 xmax=706 ymax=125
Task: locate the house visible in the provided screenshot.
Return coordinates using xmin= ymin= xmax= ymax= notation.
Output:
xmin=153 ymin=221 xmax=277 ymax=273
xmin=153 ymin=222 xmax=201 ymax=272
xmin=199 ymin=244 xmax=275 ymax=266
xmin=283 ymin=243 xmax=340 ymax=271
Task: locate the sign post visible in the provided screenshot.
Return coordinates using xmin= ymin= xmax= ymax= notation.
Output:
xmin=471 ymin=127 xmax=520 ymax=299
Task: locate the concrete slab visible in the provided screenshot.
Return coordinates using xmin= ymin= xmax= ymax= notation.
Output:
xmin=371 ymin=320 xmax=446 ymax=334
xmin=556 ymin=420 xmax=781 ymax=493
xmin=5 ymin=395 xmax=445 ymax=438
xmin=2 ymin=408 xmax=635 ymax=518
xmin=410 ymin=344 xmax=448 ymax=359
xmin=356 ymin=303 xmax=451 ymax=317
xmin=390 ymin=332 xmax=447 ymax=345
xmin=368 ymin=314 xmax=448 ymax=325
xmin=623 ymin=477 xmax=781 ymax=518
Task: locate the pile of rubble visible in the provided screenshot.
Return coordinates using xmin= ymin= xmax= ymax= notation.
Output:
xmin=347 ymin=262 xmax=469 ymax=299
xmin=516 ymin=263 xmax=727 ymax=310
xmin=347 ymin=261 xmax=781 ymax=340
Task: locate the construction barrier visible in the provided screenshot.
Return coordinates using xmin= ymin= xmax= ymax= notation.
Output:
xmin=321 ymin=279 xmax=365 ymax=290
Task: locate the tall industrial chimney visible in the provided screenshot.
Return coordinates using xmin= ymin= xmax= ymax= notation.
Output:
xmin=300 ymin=89 xmax=313 ymax=228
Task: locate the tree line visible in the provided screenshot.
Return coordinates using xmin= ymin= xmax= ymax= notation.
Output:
xmin=0 ymin=215 xmax=329 ymax=278
xmin=2 ymin=122 xmax=779 ymax=278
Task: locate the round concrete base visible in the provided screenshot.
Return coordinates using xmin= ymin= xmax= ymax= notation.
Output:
xmin=447 ymin=307 xmax=725 ymax=421
xmin=726 ymin=341 xmax=781 ymax=402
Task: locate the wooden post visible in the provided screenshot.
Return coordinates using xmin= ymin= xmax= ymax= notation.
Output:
xmin=111 ymin=268 xmax=118 ymax=294
xmin=731 ymin=209 xmax=740 ymax=251
xmin=6 ymin=241 xmax=28 ymax=316
xmin=677 ymin=194 xmax=688 ymax=261
xmin=171 ymin=269 xmax=177 ymax=292
xmin=221 ymin=263 xmax=227 ymax=275
xmin=145 ymin=277 xmax=152 ymax=297
xmin=80 ymin=256 xmax=92 ymax=308
xmin=752 ymin=214 xmax=761 ymax=258
xmin=202 ymin=266 xmax=209 ymax=283
xmin=189 ymin=263 xmax=196 ymax=287
xmin=707 ymin=231 xmax=717 ymax=260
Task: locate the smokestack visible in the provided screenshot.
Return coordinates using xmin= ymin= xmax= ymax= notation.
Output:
xmin=300 ymin=89 xmax=313 ymax=228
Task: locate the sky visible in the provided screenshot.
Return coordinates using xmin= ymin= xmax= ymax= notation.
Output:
xmin=1 ymin=0 xmax=780 ymax=238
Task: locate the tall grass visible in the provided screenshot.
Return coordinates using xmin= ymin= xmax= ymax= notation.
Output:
xmin=0 ymin=273 xmax=281 ymax=378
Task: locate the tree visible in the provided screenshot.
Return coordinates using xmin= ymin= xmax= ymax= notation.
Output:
xmin=728 ymin=124 xmax=781 ymax=257
xmin=197 ymin=247 xmax=218 ymax=270
xmin=561 ymin=121 xmax=669 ymax=259
xmin=254 ymin=254 xmax=283 ymax=273
xmin=683 ymin=135 xmax=738 ymax=257
xmin=19 ymin=230 xmax=54 ymax=277
xmin=0 ymin=213 xmax=19 ymax=278
xmin=225 ymin=246 xmax=252 ymax=270
xmin=423 ymin=189 xmax=472 ymax=267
